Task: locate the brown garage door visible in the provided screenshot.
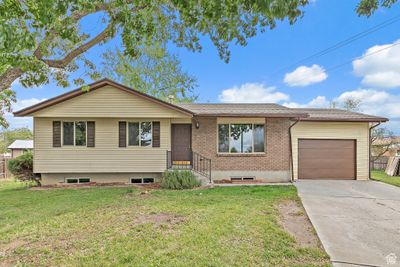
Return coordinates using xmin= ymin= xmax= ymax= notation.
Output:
xmin=298 ymin=139 xmax=356 ymax=180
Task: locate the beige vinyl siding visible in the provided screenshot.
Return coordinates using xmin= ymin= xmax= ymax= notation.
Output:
xmin=34 ymin=117 xmax=172 ymax=173
xmin=32 ymin=85 xmax=189 ymax=118
xmin=291 ymin=121 xmax=370 ymax=180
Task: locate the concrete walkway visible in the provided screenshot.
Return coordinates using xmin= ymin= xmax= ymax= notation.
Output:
xmin=295 ymin=180 xmax=400 ymax=267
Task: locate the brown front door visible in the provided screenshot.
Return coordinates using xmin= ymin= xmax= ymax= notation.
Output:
xmin=171 ymin=124 xmax=192 ymax=163
xmin=298 ymin=139 xmax=356 ymax=180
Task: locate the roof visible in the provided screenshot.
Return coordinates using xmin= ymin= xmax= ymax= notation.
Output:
xmin=291 ymin=108 xmax=388 ymax=122
xmin=8 ymin=140 xmax=33 ymax=149
xmin=176 ymin=103 xmax=309 ymax=118
xmin=14 ymin=79 xmax=194 ymax=117
xmin=13 ymin=78 xmax=388 ymax=122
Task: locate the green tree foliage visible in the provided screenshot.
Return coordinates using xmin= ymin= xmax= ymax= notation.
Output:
xmin=7 ymin=151 xmax=37 ymax=185
xmin=102 ymin=45 xmax=197 ymax=102
xmin=356 ymin=0 xmax=398 ymax=16
xmin=0 ymin=0 xmax=309 ymax=126
xmin=0 ymin=127 xmax=33 ymax=153
xmin=161 ymin=170 xmax=200 ymax=189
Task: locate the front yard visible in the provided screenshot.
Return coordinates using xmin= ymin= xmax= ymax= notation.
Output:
xmin=0 ymin=181 xmax=329 ymax=266
xmin=371 ymin=170 xmax=400 ymax=187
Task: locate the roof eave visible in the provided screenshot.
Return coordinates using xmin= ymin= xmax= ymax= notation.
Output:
xmin=301 ymin=117 xmax=389 ymax=122
xmin=193 ymin=113 xmax=309 ymax=118
xmin=13 ymin=78 xmax=194 ymax=117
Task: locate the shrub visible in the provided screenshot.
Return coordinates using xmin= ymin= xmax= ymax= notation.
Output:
xmin=161 ymin=170 xmax=200 ymax=189
xmin=7 ymin=151 xmax=39 ymax=186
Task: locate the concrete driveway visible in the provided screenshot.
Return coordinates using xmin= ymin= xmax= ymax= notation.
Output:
xmin=295 ymin=180 xmax=400 ymax=267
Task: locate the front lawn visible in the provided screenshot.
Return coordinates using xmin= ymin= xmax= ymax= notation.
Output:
xmin=0 ymin=181 xmax=329 ymax=266
xmin=371 ymin=170 xmax=400 ymax=187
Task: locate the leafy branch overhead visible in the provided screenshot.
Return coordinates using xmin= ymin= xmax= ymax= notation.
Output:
xmin=0 ymin=0 xmax=310 ymax=92
xmin=101 ymin=45 xmax=197 ymax=102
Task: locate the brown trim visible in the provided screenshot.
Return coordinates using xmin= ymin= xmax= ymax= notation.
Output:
xmin=152 ymin=121 xmax=160 ymax=148
xmin=301 ymin=118 xmax=388 ymax=122
xmin=52 ymin=121 xmax=61 ymax=147
xmin=87 ymin=121 xmax=95 ymax=147
xmin=14 ymin=78 xmax=194 ymax=117
xmin=297 ymin=138 xmax=357 ymax=180
xmin=118 ymin=121 xmax=127 ymax=148
xmin=197 ymin=113 xmax=309 ymax=118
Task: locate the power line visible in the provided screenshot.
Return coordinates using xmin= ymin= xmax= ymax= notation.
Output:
xmin=288 ymin=41 xmax=400 ymax=85
xmin=273 ymin=14 xmax=400 ymax=75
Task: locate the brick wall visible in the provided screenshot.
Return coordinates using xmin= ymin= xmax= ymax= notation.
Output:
xmin=192 ymin=117 xmax=291 ymax=171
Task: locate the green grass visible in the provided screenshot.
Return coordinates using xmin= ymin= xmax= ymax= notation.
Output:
xmin=371 ymin=170 xmax=400 ymax=187
xmin=0 ymin=181 xmax=329 ymax=266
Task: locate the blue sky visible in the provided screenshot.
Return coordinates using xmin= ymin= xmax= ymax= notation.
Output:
xmin=9 ymin=0 xmax=400 ymax=133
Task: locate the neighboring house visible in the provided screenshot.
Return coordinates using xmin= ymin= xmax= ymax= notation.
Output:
xmin=372 ymin=137 xmax=400 ymax=157
xmin=14 ymin=79 xmax=388 ymax=185
xmin=8 ymin=140 xmax=33 ymax=158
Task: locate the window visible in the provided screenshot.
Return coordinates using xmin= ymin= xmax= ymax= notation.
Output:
xmin=130 ymin=178 xmax=154 ymax=184
xmin=65 ymin=178 xmax=91 ymax=184
xmin=63 ymin=121 xmax=87 ymax=146
xmin=230 ymin=176 xmax=255 ymax=181
xmin=127 ymin=121 xmax=152 ymax=147
xmin=218 ymin=123 xmax=265 ymax=153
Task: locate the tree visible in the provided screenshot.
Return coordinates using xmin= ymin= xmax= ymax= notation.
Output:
xmin=101 ymin=45 xmax=197 ymax=102
xmin=0 ymin=127 xmax=33 ymax=153
xmin=371 ymin=127 xmax=395 ymax=160
xmin=356 ymin=0 xmax=399 ymax=17
xmin=0 ymin=0 xmax=309 ymax=127
xmin=342 ymin=98 xmax=361 ymax=112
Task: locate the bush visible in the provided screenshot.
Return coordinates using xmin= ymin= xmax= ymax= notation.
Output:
xmin=161 ymin=170 xmax=200 ymax=189
xmin=7 ymin=151 xmax=39 ymax=186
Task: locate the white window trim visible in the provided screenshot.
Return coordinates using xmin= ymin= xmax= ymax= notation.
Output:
xmin=126 ymin=121 xmax=153 ymax=147
xmin=62 ymin=121 xmax=88 ymax=147
xmin=217 ymin=123 xmax=265 ymax=154
xmin=65 ymin=177 xmax=91 ymax=184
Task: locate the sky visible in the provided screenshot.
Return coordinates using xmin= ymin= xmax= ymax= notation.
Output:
xmin=8 ymin=0 xmax=400 ymax=134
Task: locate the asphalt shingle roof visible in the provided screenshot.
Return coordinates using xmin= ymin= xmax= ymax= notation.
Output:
xmin=176 ymin=104 xmax=388 ymax=122
xmin=176 ymin=103 xmax=309 ymax=117
xmin=291 ymin=108 xmax=388 ymax=122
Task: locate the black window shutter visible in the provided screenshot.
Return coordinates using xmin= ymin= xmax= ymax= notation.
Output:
xmin=119 ymin=121 xmax=127 ymax=147
xmin=87 ymin=121 xmax=95 ymax=147
xmin=152 ymin=121 xmax=160 ymax=147
xmin=53 ymin=121 xmax=61 ymax=147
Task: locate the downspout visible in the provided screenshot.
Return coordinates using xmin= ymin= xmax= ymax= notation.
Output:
xmin=289 ymin=118 xmax=301 ymax=183
xmin=369 ymin=122 xmax=381 ymax=179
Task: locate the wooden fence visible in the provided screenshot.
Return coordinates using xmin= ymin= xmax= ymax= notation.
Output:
xmin=0 ymin=156 xmax=10 ymax=179
xmin=371 ymin=156 xmax=389 ymax=170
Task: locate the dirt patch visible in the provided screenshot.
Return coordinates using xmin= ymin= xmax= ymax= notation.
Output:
xmin=133 ymin=212 xmax=186 ymax=228
xmin=276 ymin=200 xmax=319 ymax=248
xmin=0 ymin=239 xmax=28 ymax=254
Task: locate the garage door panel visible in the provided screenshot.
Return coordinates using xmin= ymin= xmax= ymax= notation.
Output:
xmin=299 ymin=139 xmax=355 ymax=149
xmin=298 ymin=139 xmax=355 ymax=180
xmin=299 ymin=168 xmax=355 ymax=180
xmin=298 ymin=149 xmax=354 ymax=160
xmin=298 ymin=158 xmax=354 ymax=169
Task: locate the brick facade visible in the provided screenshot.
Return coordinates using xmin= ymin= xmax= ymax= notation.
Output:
xmin=191 ymin=117 xmax=291 ymax=172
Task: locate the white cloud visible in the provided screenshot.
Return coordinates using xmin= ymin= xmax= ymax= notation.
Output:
xmin=353 ymin=40 xmax=400 ymax=88
xmin=283 ymin=96 xmax=329 ymax=108
xmin=4 ymin=98 xmax=46 ymax=129
xmin=218 ymin=83 xmax=289 ymax=103
xmin=284 ymin=64 xmax=327 ymax=87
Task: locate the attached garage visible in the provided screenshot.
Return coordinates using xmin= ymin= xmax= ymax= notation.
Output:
xmin=298 ymin=139 xmax=356 ymax=180
xmin=291 ymin=109 xmax=388 ymax=181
